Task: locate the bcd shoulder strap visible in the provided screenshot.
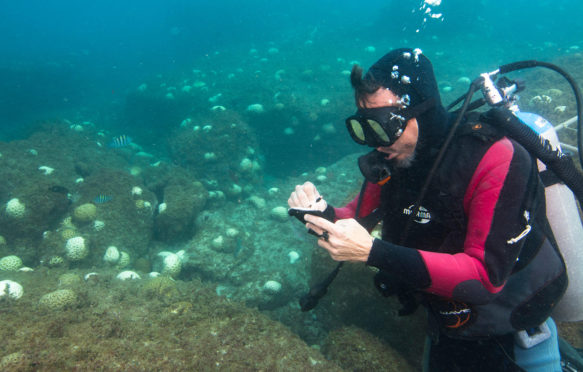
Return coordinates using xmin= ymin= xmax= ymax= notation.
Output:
xmin=456 ymin=111 xmax=505 ymax=143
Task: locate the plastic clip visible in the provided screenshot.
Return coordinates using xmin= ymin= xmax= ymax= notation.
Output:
xmin=514 ymin=321 xmax=551 ymax=349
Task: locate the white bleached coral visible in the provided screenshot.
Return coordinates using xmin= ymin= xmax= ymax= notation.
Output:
xmin=157 ymin=250 xmax=186 ymax=277
xmin=270 ymin=206 xmax=288 ymax=222
xmin=0 ymin=280 xmax=24 ymax=300
xmin=103 ymin=246 xmax=120 ymax=264
xmin=131 ymin=186 xmax=143 ymax=197
xmin=263 ymin=280 xmax=282 ymax=294
xmin=226 ymin=228 xmax=239 ymax=238
xmin=65 ymin=237 xmax=88 ymax=261
xmin=93 ymin=220 xmax=105 ymax=231
xmin=248 ymin=195 xmax=266 ymax=209
xmin=5 ymin=198 xmax=25 ymax=218
xmin=288 ymin=251 xmax=300 ymax=264
xmin=239 ymin=158 xmax=254 ymax=172
xmin=211 ymin=236 xmax=224 ymax=250
xmin=116 ymin=271 xmax=141 ymax=281
xmin=38 ymin=166 xmax=55 ymax=175
xmin=247 ymin=103 xmax=265 ymax=113
xmin=158 ymin=203 xmax=167 ymax=214
xmin=101 ymin=247 xmax=127 ymax=269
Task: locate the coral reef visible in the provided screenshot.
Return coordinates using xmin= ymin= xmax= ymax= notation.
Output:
xmin=0 ymin=269 xmax=340 ymax=370
xmin=154 ymin=181 xmax=207 ymax=242
xmin=168 ymin=110 xmax=264 ymax=194
xmin=72 ymin=168 xmax=156 ymax=259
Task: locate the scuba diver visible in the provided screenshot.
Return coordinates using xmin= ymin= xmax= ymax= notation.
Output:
xmin=288 ymin=48 xmax=583 ymax=371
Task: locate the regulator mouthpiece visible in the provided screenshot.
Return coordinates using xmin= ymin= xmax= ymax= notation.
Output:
xmin=358 ymin=150 xmax=393 ymax=185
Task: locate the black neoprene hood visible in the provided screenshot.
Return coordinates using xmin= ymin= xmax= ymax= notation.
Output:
xmin=365 ymin=48 xmax=450 ymax=147
xmin=365 ymin=48 xmax=441 ymax=107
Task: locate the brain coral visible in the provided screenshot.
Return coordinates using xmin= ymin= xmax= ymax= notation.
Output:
xmin=103 ymin=246 xmax=120 ymax=264
xmin=263 ymin=280 xmax=282 ymax=294
xmin=5 ymin=198 xmax=26 ymax=218
xmin=60 ymin=228 xmax=77 ymax=241
xmin=116 ymin=251 xmax=130 ymax=269
xmin=73 ymin=203 xmax=97 ymax=223
xmin=160 ymin=251 xmax=183 ymax=277
xmin=0 ymin=255 xmax=23 ymax=271
xmin=39 ymin=289 xmax=78 ymax=310
xmin=0 ymin=280 xmax=24 ymax=300
xmin=65 ymin=237 xmax=88 ymax=261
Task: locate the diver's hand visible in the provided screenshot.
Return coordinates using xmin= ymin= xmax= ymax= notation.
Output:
xmin=304 ymin=215 xmax=373 ymax=262
xmin=288 ymin=181 xmax=327 ymax=211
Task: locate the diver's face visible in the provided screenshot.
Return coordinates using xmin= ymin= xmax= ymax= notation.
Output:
xmin=359 ymin=88 xmax=419 ymax=168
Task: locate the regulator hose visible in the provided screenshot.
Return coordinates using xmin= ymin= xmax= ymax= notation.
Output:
xmin=498 ymin=60 xmax=583 ymax=168
xmin=447 ymin=60 xmax=582 ymax=168
xmin=483 ymin=108 xmax=583 ymax=206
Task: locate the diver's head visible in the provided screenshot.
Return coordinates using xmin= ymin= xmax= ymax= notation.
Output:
xmin=346 ymin=48 xmax=448 ymax=166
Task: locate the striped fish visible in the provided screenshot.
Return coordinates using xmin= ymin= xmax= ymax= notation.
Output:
xmin=93 ymin=195 xmax=113 ymax=204
xmin=108 ymin=135 xmax=132 ymax=148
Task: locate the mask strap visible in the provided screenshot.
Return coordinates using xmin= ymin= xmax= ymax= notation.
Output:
xmin=403 ymin=96 xmax=437 ymax=119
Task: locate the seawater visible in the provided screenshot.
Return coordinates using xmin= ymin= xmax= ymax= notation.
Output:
xmin=0 ymin=0 xmax=581 ymax=370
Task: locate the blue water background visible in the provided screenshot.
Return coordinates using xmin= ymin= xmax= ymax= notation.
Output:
xmin=0 ymin=0 xmax=581 ymax=171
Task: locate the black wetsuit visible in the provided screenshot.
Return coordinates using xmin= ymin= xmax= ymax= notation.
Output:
xmin=335 ymin=121 xmax=567 ymax=371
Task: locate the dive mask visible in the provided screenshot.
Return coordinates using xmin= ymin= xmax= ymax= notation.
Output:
xmin=345 ymin=97 xmax=437 ymax=148
xmin=346 ymin=106 xmax=409 ymax=147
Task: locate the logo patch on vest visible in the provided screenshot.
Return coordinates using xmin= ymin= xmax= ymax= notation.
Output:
xmin=433 ymin=300 xmax=473 ymax=329
xmin=402 ymin=205 xmax=432 ymax=224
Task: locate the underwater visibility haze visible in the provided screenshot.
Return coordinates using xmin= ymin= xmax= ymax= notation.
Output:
xmin=0 ymin=0 xmax=582 ymax=370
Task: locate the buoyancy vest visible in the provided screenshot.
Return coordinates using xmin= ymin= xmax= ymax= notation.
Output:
xmin=379 ymin=114 xmax=567 ymax=339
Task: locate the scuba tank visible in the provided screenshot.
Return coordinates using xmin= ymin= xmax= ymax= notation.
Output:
xmin=446 ymin=60 xmax=583 ymax=322
xmin=514 ymin=111 xmax=583 ymax=322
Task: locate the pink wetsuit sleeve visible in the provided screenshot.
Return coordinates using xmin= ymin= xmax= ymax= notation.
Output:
xmin=334 ymin=183 xmax=382 ymax=220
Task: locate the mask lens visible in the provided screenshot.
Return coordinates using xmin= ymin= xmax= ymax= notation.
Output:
xmin=367 ymin=119 xmax=392 ymax=145
xmin=348 ymin=119 xmax=366 ymax=143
